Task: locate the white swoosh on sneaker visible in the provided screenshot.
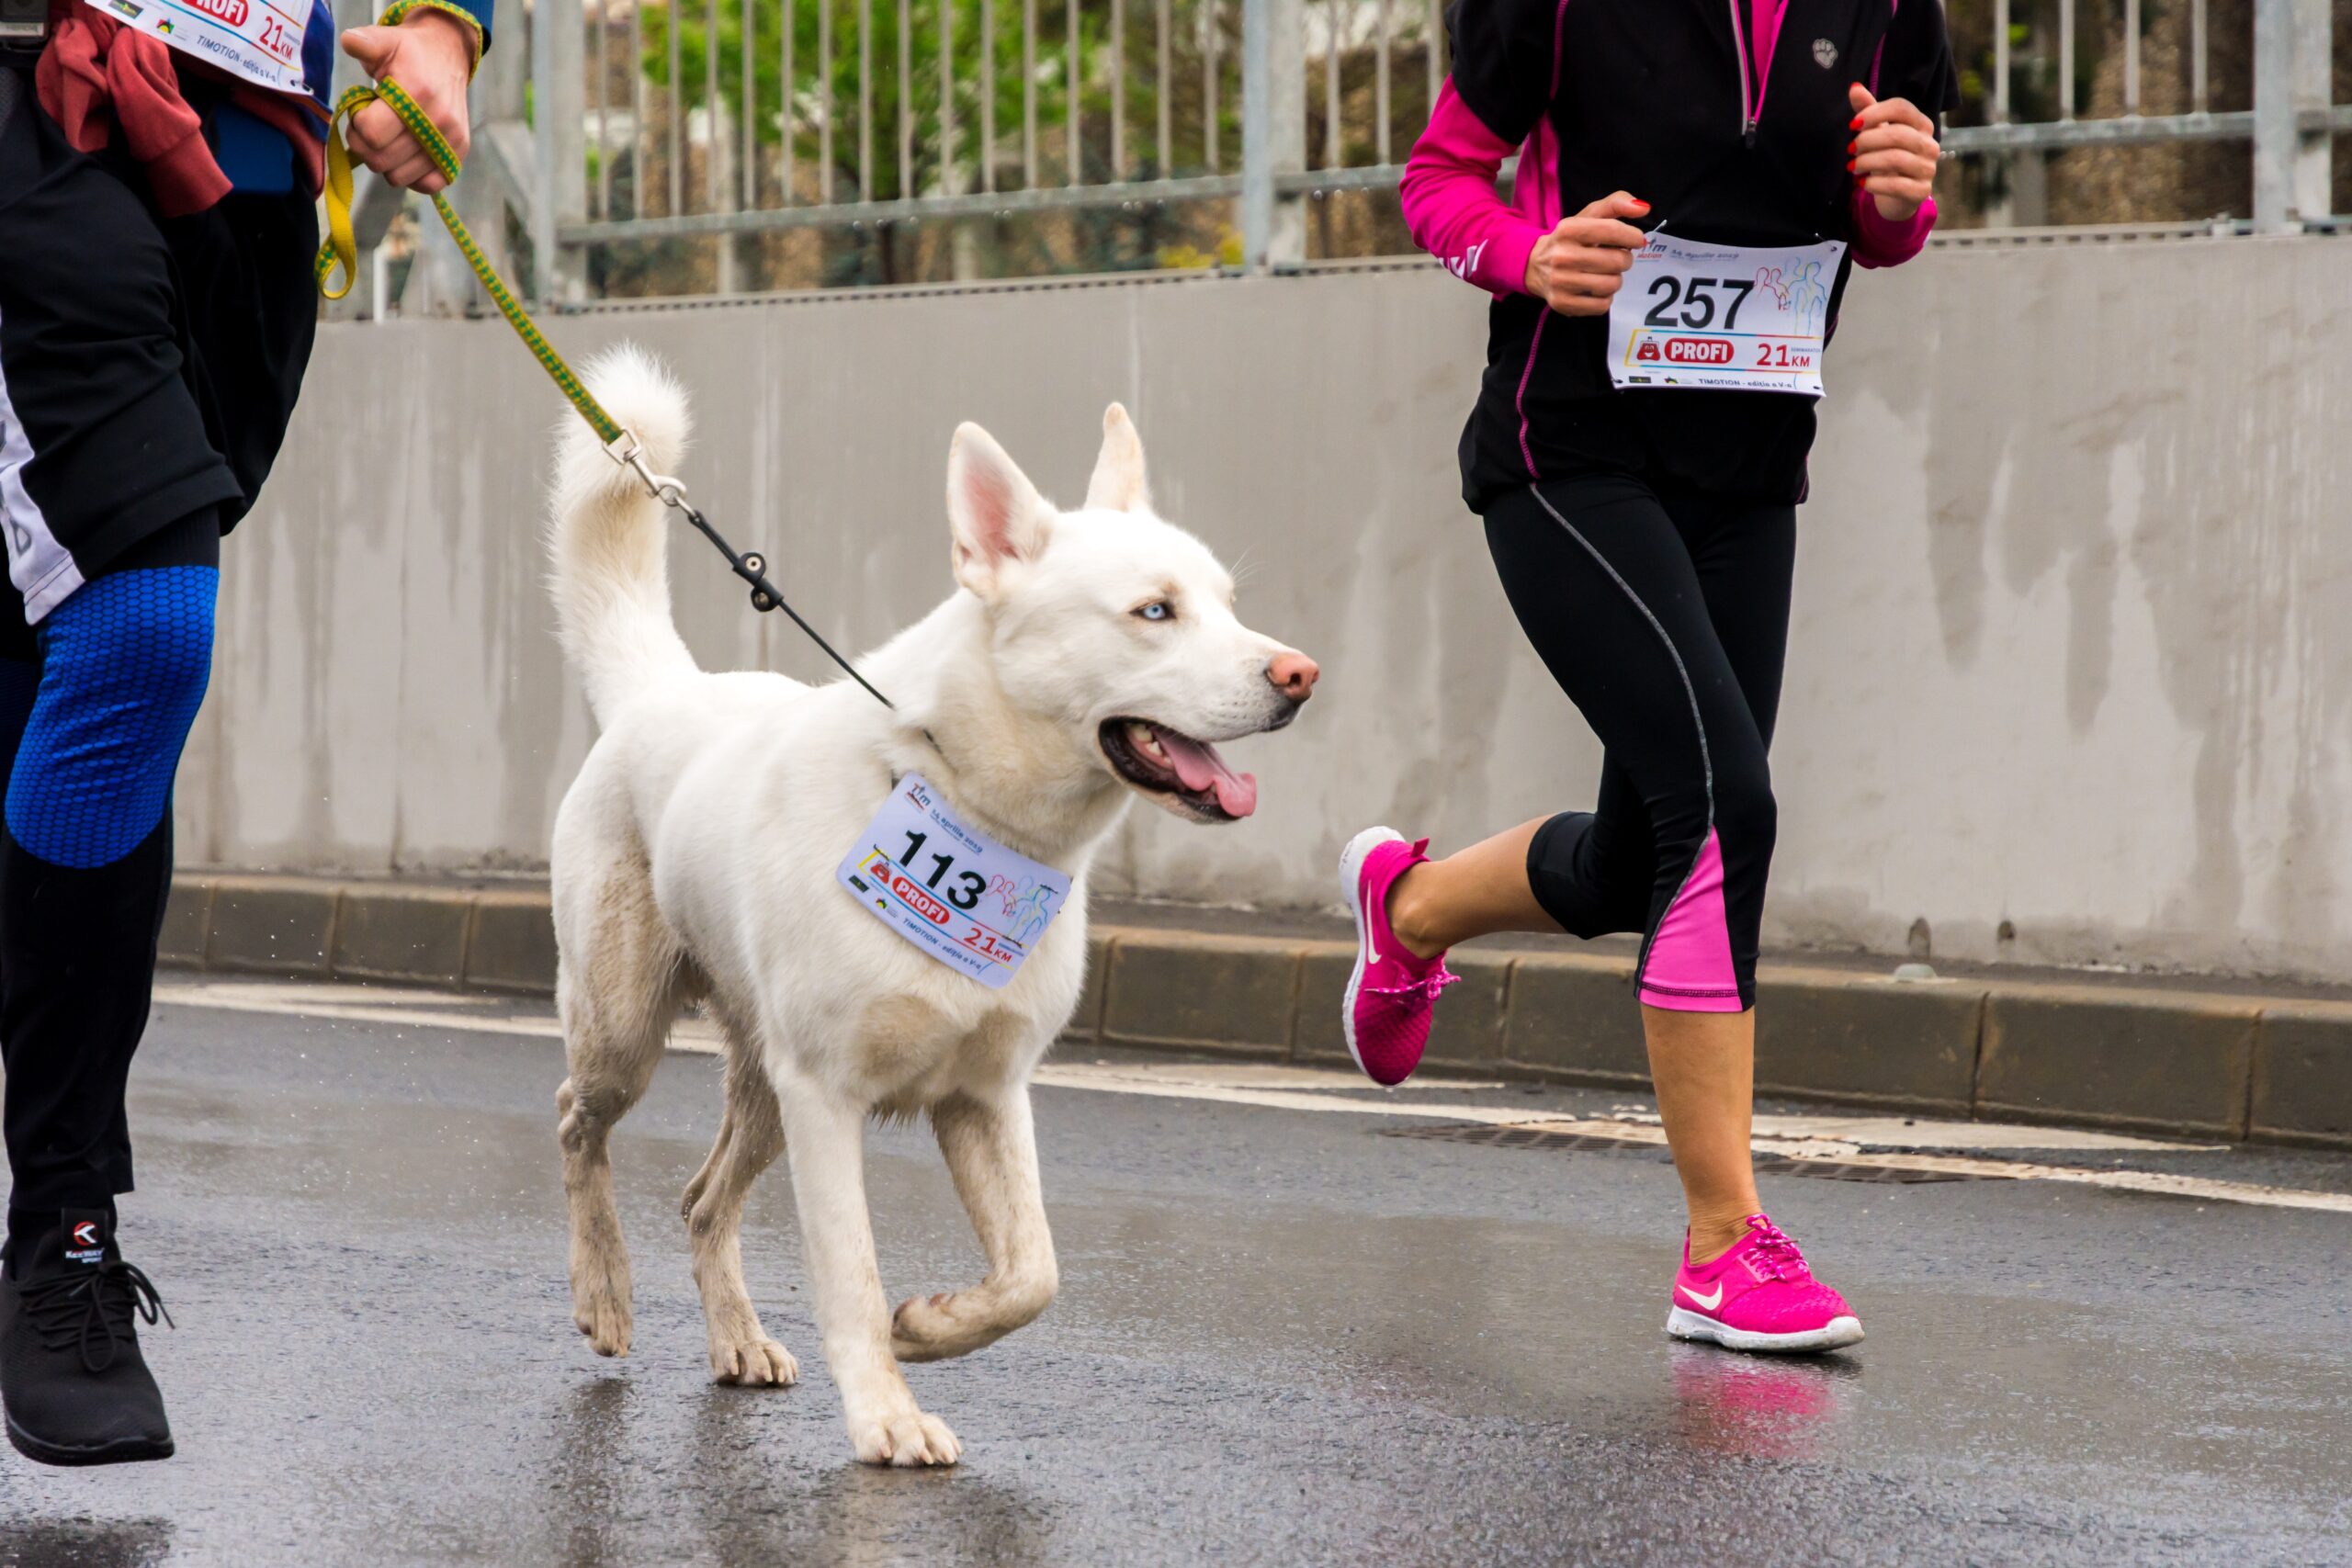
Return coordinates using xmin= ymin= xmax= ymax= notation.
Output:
xmin=1679 ymin=1281 xmax=1724 ymax=1311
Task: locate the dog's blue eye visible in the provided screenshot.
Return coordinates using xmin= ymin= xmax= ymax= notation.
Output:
xmin=1136 ymin=601 xmax=1173 ymax=622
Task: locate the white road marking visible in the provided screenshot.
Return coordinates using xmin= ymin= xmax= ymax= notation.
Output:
xmin=153 ymin=978 xmax=2352 ymax=1216
xmin=1648 ymin=1111 xmax=2217 ymax=1155
xmin=154 ymin=979 xmax=728 ymax=1051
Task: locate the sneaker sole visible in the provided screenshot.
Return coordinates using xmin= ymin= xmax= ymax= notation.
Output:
xmin=1666 ymin=1306 xmax=1865 ymax=1355
xmin=1337 ymin=826 xmax=1407 ymax=1079
xmin=6 ymin=1413 xmax=174 ymax=1467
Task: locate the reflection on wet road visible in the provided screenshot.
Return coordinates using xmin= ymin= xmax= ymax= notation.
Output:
xmin=1 ymin=989 xmax=2346 ymax=1565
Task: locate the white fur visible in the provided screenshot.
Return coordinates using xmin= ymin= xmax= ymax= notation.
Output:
xmin=545 ymin=346 xmax=1308 ymax=1467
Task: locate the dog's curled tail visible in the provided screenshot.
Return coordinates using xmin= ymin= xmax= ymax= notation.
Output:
xmin=547 ymin=345 xmax=701 ymax=721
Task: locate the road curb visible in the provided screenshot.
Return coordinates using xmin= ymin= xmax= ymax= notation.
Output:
xmin=161 ymin=874 xmax=2352 ymax=1148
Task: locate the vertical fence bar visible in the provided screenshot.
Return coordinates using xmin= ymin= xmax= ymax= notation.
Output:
xmin=742 ymin=0 xmax=757 ymax=207
xmin=1067 ymin=0 xmax=1080 ymax=185
xmin=783 ymin=0 xmax=796 ymax=202
xmin=1241 ymin=0 xmax=1303 ymax=267
xmin=981 ymin=0 xmax=995 ymax=190
xmin=2289 ymin=0 xmax=2333 ymax=221
xmin=2123 ymin=0 xmax=2139 ymax=114
xmin=533 ymin=0 xmax=588 ymax=299
xmin=668 ymin=0 xmax=685 ymax=211
xmin=591 ymin=0 xmax=607 ymax=218
xmin=899 ymin=0 xmax=913 ymax=196
xmin=1204 ymin=0 xmax=1217 ymax=172
xmin=2058 ymin=0 xmax=2074 ymax=120
xmin=1424 ymin=0 xmax=1438 ymax=107
xmin=1157 ymin=0 xmax=1170 ymax=173
xmin=820 ymin=0 xmax=833 ymax=201
xmin=1025 ymin=0 xmax=1039 ymax=186
xmin=858 ymin=0 xmax=872 ymax=198
xmin=2191 ymin=0 xmax=2209 ymax=113
xmin=1374 ymin=0 xmax=1389 ymax=163
xmin=1322 ymin=0 xmax=1338 ymax=168
xmin=2253 ymin=0 xmax=2335 ymax=229
xmin=705 ymin=0 xmax=721 ymax=210
xmin=1992 ymin=0 xmax=2008 ymax=122
xmin=940 ymin=0 xmax=956 ymax=189
xmin=1242 ymin=0 xmax=1269 ymax=257
xmin=632 ymin=0 xmax=647 ymax=219
xmin=1273 ymin=0 xmax=1304 ymax=260
xmin=1112 ymin=0 xmax=1125 ymax=175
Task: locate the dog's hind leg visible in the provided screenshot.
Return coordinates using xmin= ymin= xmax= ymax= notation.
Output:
xmin=554 ymin=843 xmax=691 ymax=1359
xmin=889 ymin=1083 xmax=1059 ymax=1363
xmin=684 ymin=1022 xmax=799 ymax=1387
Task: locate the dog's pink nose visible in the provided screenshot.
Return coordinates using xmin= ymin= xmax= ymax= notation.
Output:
xmin=1269 ymin=651 xmax=1319 ymax=703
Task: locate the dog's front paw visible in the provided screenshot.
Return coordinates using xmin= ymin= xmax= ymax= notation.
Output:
xmin=711 ymin=1334 xmax=799 ymax=1387
xmin=573 ymin=1290 xmax=632 ymax=1357
xmin=889 ymin=1291 xmax=969 ymax=1362
xmin=848 ymin=1406 xmax=963 ymax=1468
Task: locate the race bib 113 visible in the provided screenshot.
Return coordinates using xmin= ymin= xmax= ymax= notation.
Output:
xmin=1607 ymin=231 xmax=1848 ymax=399
xmin=837 ymin=774 xmax=1071 ymax=989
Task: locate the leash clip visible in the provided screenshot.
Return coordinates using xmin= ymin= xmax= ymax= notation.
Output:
xmin=605 ymin=430 xmax=689 ymax=510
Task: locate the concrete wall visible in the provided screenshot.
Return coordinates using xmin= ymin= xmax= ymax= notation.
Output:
xmin=176 ymin=236 xmax=2352 ymax=981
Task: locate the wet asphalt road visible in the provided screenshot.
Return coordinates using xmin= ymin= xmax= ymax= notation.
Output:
xmin=2 ymin=993 xmax=2349 ymax=1567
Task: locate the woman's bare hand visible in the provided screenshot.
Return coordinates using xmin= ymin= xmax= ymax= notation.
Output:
xmin=1523 ymin=191 xmax=1651 ymax=316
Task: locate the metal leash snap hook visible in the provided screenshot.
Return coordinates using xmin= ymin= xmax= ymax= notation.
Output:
xmin=603 ymin=428 xmax=689 ymax=509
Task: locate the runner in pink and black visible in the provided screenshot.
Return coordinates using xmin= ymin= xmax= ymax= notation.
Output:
xmin=1338 ymin=0 xmax=1953 ymax=1354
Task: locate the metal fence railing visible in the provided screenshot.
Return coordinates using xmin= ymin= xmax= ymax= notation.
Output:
xmin=352 ymin=0 xmax=2346 ymax=309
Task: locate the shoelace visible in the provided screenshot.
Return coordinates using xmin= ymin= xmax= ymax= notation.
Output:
xmin=19 ymin=1260 xmax=174 ymax=1372
xmin=1364 ymin=964 xmax=1462 ymax=1003
xmin=1745 ymin=1219 xmax=1811 ymax=1284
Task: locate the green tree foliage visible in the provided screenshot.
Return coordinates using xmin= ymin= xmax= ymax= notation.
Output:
xmin=638 ymin=0 xmax=1230 ymax=203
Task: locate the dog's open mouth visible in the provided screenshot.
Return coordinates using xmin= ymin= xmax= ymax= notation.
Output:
xmin=1099 ymin=719 xmax=1258 ymax=820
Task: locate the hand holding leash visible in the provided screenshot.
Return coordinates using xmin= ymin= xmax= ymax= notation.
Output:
xmin=339 ymin=9 xmax=477 ymax=195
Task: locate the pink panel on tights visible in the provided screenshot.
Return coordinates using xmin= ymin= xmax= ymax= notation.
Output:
xmin=1638 ymin=829 xmax=1745 ymax=1013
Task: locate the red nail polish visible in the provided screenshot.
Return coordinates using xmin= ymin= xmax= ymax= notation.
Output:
xmin=1849 ymin=116 xmax=1863 ymax=130
xmin=1847 ymin=140 xmax=1857 ymax=153
xmin=1846 ymin=159 xmax=1856 ymax=171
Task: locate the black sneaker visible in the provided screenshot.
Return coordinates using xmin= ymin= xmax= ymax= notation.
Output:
xmin=0 ymin=1209 xmax=175 ymax=1465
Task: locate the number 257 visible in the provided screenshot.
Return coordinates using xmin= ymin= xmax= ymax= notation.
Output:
xmin=1643 ymin=276 xmax=1754 ymax=332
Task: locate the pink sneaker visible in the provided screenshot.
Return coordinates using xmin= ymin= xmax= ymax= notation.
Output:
xmin=1667 ymin=1214 xmax=1864 ymax=1354
xmin=1339 ymin=828 xmax=1458 ymax=1086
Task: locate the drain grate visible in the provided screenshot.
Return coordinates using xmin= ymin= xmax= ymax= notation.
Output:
xmin=1381 ymin=1122 xmax=2007 ymax=1184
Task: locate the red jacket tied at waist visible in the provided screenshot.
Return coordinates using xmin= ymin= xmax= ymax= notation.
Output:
xmin=35 ymin=0 xmax=324 ymax=218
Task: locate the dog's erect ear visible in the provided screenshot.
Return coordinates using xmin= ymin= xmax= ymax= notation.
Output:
xmin=946 ymin=423 xmax=1052 ymax=596
xmin=1084 ymin=403 xmax=1151 ymax=513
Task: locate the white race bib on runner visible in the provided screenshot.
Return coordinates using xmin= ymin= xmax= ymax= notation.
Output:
xmin=84 ymin=0 xmax=311 ymax=96
xmin=837 ymin=774 xmax=1071 ymax=989
xmin=1607 ymin=231 xmax=1848 ymax=399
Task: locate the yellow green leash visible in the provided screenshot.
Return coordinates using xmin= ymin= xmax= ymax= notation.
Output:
xmin=311 ymin=83 xmax=900 ymax=712
xmin=316 ymin=79 xmax=625 ymax=446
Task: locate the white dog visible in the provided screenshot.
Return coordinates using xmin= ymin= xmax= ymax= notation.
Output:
xmin=543 ymin=348 xmax=1317 ymax=1467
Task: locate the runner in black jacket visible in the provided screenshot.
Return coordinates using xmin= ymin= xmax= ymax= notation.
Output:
xmin=0 ymin=0 xmax=485 ymax=1463
xmin=1336 ymin=0 xmax=1956 ymax=1354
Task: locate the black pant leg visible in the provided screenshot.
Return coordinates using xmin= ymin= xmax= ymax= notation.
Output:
xmin=0 ymin=513 xmax=219 ymax=1216
xmin=1486 ymin=476 xmax=1782 ymax=1010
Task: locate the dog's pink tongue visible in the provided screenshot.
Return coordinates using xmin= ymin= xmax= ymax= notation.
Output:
xmin=1155 ymin=729 xmax=1258 ymax=818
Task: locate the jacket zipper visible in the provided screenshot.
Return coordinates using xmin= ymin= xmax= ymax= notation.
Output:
xmin=1721 ymin=0 xmax=1758 ymax=145
xmin=1727 ymin=0 xmax=1769 ymax=147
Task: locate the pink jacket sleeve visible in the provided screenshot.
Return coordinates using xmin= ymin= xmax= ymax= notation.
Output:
xmin=1399 ymin=81 xmax=1548 ymax=299
xmin=1849 ymin=188 xmax=1938 ymax=268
